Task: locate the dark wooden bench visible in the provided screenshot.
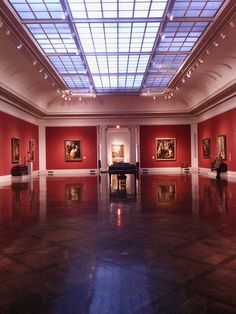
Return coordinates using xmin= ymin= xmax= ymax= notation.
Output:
xmin=11 ymin=165 xmax=28 ymax=176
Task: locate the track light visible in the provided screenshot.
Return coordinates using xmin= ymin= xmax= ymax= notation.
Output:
xmin=182 ymin=78 xmax=185 ymax=83
xmin=0 ymin=19 xmax=3 ymax=28
xmin=199 ymin=58 xmax=204 ymax=64
xmin=186 ymin=70 xmax=191 ymax=78
xmin=57 ymin=88 xmax=60 ymax=93
xmin=230 ymin=20 xmax=235 ymax=28
xmin=17 ymin=43 xmax=22 ymax=50
xmin=167 ymin=13 xmax=173 ymax=21
xmin=44 ymin=73 xmax=48 ymax=79
xmin=52 ymin=82 xmax=55 ymax=86
xmin=161 ymin=34 xmax=165 ymax=40
xmin=6 ymin=29 xmax=10 ymax=36
xmin=153 ymin=96 xmax=156 ymax=100
xmin=39 ymin=68 xmax=43 ymax=73
xmin=220 ymin=32 xmax=226 ymax=39
xmin=213 ymin=41 xmax=219 ymax=47
xmin=79 ymin=97 xmax=82 ymax=101
xmin=33 ymin=60 xmax=37 ymax=66
xmin=206 ymin=49 xmax=210 ymax=55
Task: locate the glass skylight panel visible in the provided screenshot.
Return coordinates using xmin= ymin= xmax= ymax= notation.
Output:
xmin=8 ymin=0 xmax=64 ymax=20
xmin=171 ymin=0 xmax=224 ymax=18
xmin=158 ymin=21 xmax=209 ymax=52
xmin=48 ymin=56 xmax=86 ymax=74
xmin=145 ymin=74 xmax=173 ymax=88
xmin=27 ymin=23 xmax=77 ymax=53
xmin=63 ymin=75 xmax=90 ymax=89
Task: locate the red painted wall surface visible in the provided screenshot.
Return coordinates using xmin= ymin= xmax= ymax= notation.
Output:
xmin=46 ymin=126 xmax=97 ymax=169
xmin=198 ymin=108 xmax=236 ymax=171
xmin=140 ymin=125 xmax=191 ymax=168
xmin=0 ymin=112 xmax=39 ymax=176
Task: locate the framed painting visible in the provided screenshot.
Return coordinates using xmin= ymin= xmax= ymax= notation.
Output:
xmin=216 ymin=134 xmax=226 ymax=160
xmin=156 ymin=181 xmax=177 ymax=205
xmin=29 ymin=139 xmax=35 ymax=161
xmin=112 ymin=144 xmax=124 ymax=163
xmin=12 ymin=137 xmax=20 ymax=163
xmin=64 ymin=140 xmax=82 ymax=161
xmin=156 ymin=138 xmax=176 ymax=161
xmin=202 ymin=138 xmax=211 ymax=158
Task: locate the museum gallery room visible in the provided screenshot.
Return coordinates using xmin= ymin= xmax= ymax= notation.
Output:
xmin=1 ymin=0 xmax=236 ymax=313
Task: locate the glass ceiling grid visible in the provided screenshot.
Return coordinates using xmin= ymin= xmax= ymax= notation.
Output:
xmin=7 ymin=0 xmax=226 ymax=94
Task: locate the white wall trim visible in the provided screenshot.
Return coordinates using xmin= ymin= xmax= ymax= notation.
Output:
xmin=140 ymin=167 xmax=184 ymax=174
xmin=45 ymin=169 xmax=99 ymax=176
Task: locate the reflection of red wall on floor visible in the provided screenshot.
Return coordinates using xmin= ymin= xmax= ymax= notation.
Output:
xmin=46 ymin=176 xmax=98 ymax=214
xmin=140 ymin=125 xmax=191 ymax=168
xmin=0 ymin=112 xmax=39 ymax=176
xmin=198 ymin=108 xmax=236 ymax=171
xmin=46 ymin=126 xmax=97 ymax=169
xmin=140 ymin=174 xmax=192 ymax=212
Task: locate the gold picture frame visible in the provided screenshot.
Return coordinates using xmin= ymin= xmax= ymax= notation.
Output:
xmin=64 ymin=140 xmax=82 ymax=161
xmin=111 ymin=144 xmax=124 ymax=163
xmin=156 ymin=138 xmax=176 ymax=161
xmin=202 ymin=138 xmax=211 ymax=159
xmin=29 ymin=139 xmax=35 ymax=161
xmin=12 ymin=137 xmax=20 ymax=163
xmin=216 ymin=134 xmax=226 ymax=160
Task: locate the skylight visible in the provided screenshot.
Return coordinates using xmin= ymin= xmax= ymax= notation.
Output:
xmin=7 ymin=0 xmax=226 ymax=94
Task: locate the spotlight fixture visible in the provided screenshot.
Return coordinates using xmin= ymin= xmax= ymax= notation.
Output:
xmin=175 ymin=86 xmax=179 ymax=91
xmin=220 ymin=32 xmax=226 ymax=39
xmin=33 ymin=60 xmax=37 ymax=66
xmin=0 ymin=19 xmax=3 ymax=28
xmin=153 ymin=96 xmax=156 ymax=100
xmin=44 ymin=73 xmax=48 ymax=79
xmin=182 ymin=78 xmax=185 ymax=83
xmin=161 ymin=34 xmax=165 ymax=40
xmin=186 ymin=70 xmax=191 ymax=78
xmin=57 ymin=88 xmax=60 ymax=93
xmin=52 ymin=82 xmax=55 ymax=86
xmin=206 ymin=49 xmax=210 ymax=55
xmin=199 ymin=58 xmax=204 ymax=64
xmin=167 ymin=13 xmax=173 ymax=21
xmin=17 ymin=43 xmax=22 ymax=50
xmin=213 ymin=41 xmax=219 ymax=47
xmin=79 ymin=97 xmax=82 ymax=102
xmin=39 ymin=68 xmax=43 ymax=73
xmin=6 ymin=29 xmax=10 ymax=36
xmin=61 ymin=12 xmax=68 ymax=20
xmin=230 ymin=20 xmax=235 ymax=28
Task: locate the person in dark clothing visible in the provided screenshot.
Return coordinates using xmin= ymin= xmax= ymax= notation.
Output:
xmin=213 ymin=153 xmax=223 ymax=179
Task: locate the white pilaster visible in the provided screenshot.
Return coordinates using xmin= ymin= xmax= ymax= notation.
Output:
xmin=100 ymin=125 xmax=108 ymax=172
xmin=191 ymin=120 xmax=198 ymax=171
xmin=39 ymin=123 xmax=46 ymax=174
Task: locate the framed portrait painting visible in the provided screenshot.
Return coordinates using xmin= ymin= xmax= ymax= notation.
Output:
xmin=64 ymin=140 xmax=82 ymax=161
xmin=29 ymin=139 xmax=35 ymax=161
xmin=112 ymin=144 xmax=124 ymax=163
xmin=156 ymin=138 xmax=176 ymax=161
xmin=12 ymin=137 xmax=20 ymax=163
xmin=216 ymin=134 xmax=226 ymax=160
xmin=202 ymin=138 xmax=211 ymax=158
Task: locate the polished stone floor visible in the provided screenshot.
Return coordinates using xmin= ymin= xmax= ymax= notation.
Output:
xmin=1 ymin=173 xmax=236 ymax=313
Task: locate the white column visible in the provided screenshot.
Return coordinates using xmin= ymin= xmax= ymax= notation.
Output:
xmin=100 ymin=125 xmax=108 ymax=172
xmin=191 ymin=120 xmax=198 ymax=171
xmin=39 ymin=123 xmax=46 ymax=175
xmin=130 ymin=126 xmax=137 ymax=164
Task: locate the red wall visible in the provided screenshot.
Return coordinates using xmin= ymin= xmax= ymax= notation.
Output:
xmin=0 ymin=112 xmax=39 ymax=175
xmin=198 ymin=108 xmax=236 ymax=171
xmin=140 ymin=125 xmax=191 ymax=168
xmin=46 ymin=126 xmax=97 ymax=169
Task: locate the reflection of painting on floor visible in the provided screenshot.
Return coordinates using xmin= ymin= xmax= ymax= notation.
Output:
xmin=156 ymin=182 xmax=177 ymax=204
xmin=65 ymin=185 xmax=82 ymax=201
xmin=112 ymin=144 xmax=124 ymax=163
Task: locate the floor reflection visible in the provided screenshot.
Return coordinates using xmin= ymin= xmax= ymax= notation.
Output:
xmin=1 ymin=173 xmax=236 ymax=313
